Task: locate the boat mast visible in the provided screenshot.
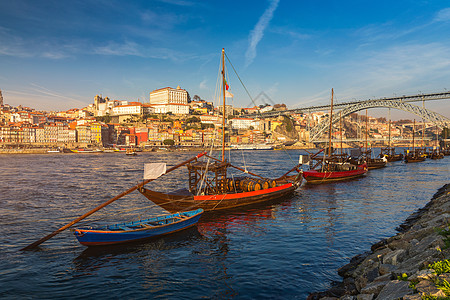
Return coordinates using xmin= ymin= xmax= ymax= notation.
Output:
xmin=221 ymin=48 xmax=226 ymax=162
xmin=339 ymin=111 xmax=343 ymax=155
xmin=328 ymin=88 xmax=334 ymax=157
xmin=412 ymin=119 xmax=415 ymax=153
xmin=388 ymin=108 xmax=391 ymax=149
xmin=365 ymin=109 xmax=368 ymax=153
xmin=422 ymin=99 xmax=425 ymax=149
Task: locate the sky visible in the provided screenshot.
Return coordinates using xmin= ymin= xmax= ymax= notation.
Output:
xmin=1 ymin=0 xmax=450 ymax=120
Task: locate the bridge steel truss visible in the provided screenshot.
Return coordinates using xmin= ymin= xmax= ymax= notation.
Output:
xmin=309 ymin=99 xmax=450 ymax=142
xmin=241 ymin=91 xmax=450 ymax=142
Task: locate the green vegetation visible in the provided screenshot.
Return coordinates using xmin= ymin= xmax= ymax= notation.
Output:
xmin=163 ymin=139 xmax=174 ymax=146
xmin=428 ymin=259 xmax=450 ymax=275
xmin=435 ymin=279 xmax=450 ymax=295
xmin=397 ymin=273 xmax=408 ymax=281
xmin=186 ymin=116 xmax=200 ymax=123
xmin=282 ymin=116 xmax=293 ymax=132
xmin=95 ymin=115 xmax=111 ymax=123
xmin=201 ymin=123 xmax=214 ymax=130
xmin=421 ymin=295 xmax=449 ymax=300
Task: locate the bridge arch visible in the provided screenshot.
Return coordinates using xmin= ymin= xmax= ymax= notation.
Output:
xmin=309 ymin=99 xmax=450 ymax=142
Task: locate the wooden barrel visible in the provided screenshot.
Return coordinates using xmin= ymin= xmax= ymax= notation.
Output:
xmin=227 ymin=178 xmax=235 ymax=191
xmin=253 ymin=181 xmax=262 ymax=191
xmin=240 ymin=178 xmax=248 ymax=191
xmin=256 ymin=179 xmax=270 ymax=189
xmin=268 ymin=179 xmax=277 ymax=188
xmin=241 ymin=178 xmax=255 ymax=192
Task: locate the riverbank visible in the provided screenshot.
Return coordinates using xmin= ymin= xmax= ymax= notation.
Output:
xmin=308 ymin=183 xmax=450 ymax=299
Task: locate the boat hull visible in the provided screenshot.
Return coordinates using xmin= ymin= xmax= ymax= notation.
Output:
xmin=404 ymin=156 xmax=426 ymax=163
xmin=303 ymin=164 xmax=367 ymax=183
xmin=73 ymin=209 xmax=203 ymax=246
xmin=367 ymin=160 xmax=387 ymax=170
xmin=138 ymin=183 xmax=298 ymax=213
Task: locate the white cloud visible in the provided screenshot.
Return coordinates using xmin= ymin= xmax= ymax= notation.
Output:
xmin=199 ymin=79 xmax=208 ymax=90
xmin=94 ymin=41 xmax=143 ymax=57
xmin=245 ymin=0 xmax=280 ymax=67
xmin=434 ymin=7 xmax=450 ymax=22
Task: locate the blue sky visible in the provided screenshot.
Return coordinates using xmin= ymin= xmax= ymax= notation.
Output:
xmin=1 ymin=0 xmax=450 ymax=119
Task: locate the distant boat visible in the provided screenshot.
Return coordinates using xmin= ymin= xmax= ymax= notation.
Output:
xmin=361 ymin=110 xmax=386 ymax=169
xmin=230 ymin=144 xmax=274 ymax=150
xmin=74 ymin=148 xmax=103 ymax=153
xmin=126 ymin=148 xmax=137 ymax=156
xmin=404 ymin=120 xmax=426 ymax=163
xmin=73 ymin=209 xmax=203 ymax=246
xmin=379 ymin=110 xmax=403 ymax=161
xmin=47 ymin=148 xmax=61 ymax=153
xmin=302 ymin=89 xmax=368 ymax=183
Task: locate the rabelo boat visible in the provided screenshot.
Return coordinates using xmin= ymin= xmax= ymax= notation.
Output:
xmin=138 ymin=49 xmax=303 ymax=212
xmin=302 ymin=89 xmax=367 ymax=183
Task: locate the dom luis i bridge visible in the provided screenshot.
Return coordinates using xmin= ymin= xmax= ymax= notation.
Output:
xmin=241 ymin=91 xmax=450 ymax=142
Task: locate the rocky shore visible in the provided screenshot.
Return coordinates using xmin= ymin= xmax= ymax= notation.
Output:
xmin=308 ymin=183 xmax=450 ymax=300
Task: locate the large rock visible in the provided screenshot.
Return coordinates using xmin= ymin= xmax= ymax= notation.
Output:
xmin=375 ymin=280 xmax=413 ymax=300
xmin=409 ymin=269 xmax=435 ymax=281
xmin=409 ymin=234 xmax=444 ymax=257
xmin=356 ymin=294 xmax=373 ymax=300
xmin=378 ymin=264 xmax=396 ymax=276
xmin=382 ymin=249 xmax=407 ymax=266
xmin=360 ymin=281 xmax=388 ymax=295
xmin=415 ymin=280 xmax=447 ymax=297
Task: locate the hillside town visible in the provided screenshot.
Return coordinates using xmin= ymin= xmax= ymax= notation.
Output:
xmin=0 ymin=87 xmax=442 ymax=151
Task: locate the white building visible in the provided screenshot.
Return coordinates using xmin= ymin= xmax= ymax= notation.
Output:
xmin=149 ymin=86 xmax=189 ymax=115
xmin=151 ymin=103 xmax=189 ymax=115
xmin=112 ymin=103 xmax=143 ymax=116
xmin=229 ymin=118 xmax=260 ymax=130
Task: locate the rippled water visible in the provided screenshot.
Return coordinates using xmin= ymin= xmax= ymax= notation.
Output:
xmin=0 ymin=150 xmax=449 ymax=299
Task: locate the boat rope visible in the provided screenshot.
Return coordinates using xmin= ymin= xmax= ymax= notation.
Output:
xmin=224 ymin=52 xmax=259 ymax=114
xmin=196 ymin=140 xmax=215 ymax=196
xmin=241 ymin=149 xmax=248 ymax=173
xmin=210 ymin=193 xmax=229 ymax=211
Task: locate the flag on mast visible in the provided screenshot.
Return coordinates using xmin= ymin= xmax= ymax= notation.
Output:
xmin=224 ymin=79 xmax=229 ymax=90
xmin=225 ymin=90 xmax=234 ymax=98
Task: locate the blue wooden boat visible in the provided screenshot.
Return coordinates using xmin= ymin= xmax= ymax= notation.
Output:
xmin=73 ymin=209 xmax=203 ymax=246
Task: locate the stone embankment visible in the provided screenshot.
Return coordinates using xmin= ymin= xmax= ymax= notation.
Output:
xmin=308 ymin=183 xmax=450 ymax=300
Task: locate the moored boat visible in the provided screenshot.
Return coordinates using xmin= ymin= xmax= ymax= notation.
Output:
xmin=138 ymin=49 xmax=302 ymax=212
xmin=73 ymin=209 xmax=203 ymax=246
xmin=126 ymin=148 xmax=137 ymax=156
xmin=302 ymin=89 xmax=368 ymax=183
xmin=302 ymin=162 xmax=367 ymax=183
xmin=404 ymin=120 xmax=426 ymax=163
xmin=379 ymin=147 xmax=403 ymax=162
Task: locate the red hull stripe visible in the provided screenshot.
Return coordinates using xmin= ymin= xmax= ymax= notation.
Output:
xmin=193 ymin=183 xmax=293 ymax=201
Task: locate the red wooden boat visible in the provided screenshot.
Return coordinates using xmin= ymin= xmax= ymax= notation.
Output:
xmin=139 ymin=177 xmax=300 ymax=213
xmin=404 ymin=120 xmax=426 ymax=163
xmin=302 ymin=161 xmax=367 ymax=183
xmin=301 ymin=89 xmax=368 ymax=183
xmin=139 ymin=49 xmax=302 ymax=212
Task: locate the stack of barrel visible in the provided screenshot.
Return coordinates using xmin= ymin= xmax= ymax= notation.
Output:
xmin=227 ymin=177 xmax=277 ymax=192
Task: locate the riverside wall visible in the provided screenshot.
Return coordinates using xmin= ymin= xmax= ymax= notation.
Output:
xmin=308 ymin=183 xmax=450 ymax=300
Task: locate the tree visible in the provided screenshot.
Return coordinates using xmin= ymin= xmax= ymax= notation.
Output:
xmin=193 ymin=95 xmax=201 ymax=101
xmin=186 ymin=116 xmax=200 ymax=123
xmin=163 ymin=139 xmax=174 ymax=146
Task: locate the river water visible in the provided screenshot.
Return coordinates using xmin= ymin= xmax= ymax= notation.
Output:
xmin=0 ymin=150 xmax=449 ymax=299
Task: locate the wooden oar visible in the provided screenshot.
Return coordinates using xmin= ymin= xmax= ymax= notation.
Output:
xmin=21 ymin=152 xmax=207 ymax=251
